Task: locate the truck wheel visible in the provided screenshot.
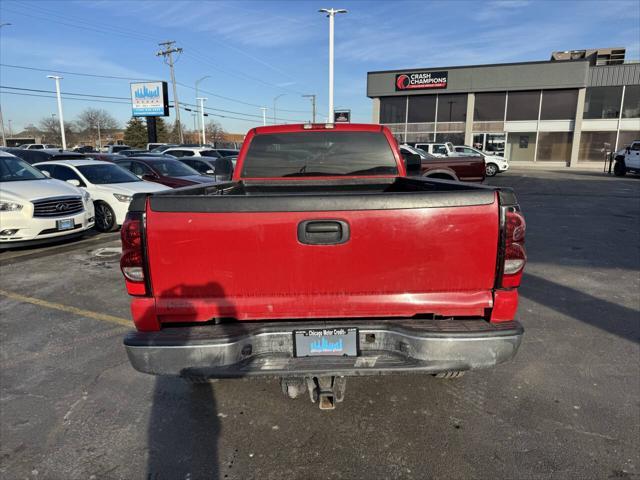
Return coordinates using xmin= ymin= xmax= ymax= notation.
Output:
xmin=485 ymin=163 xmax=498 ymax=177
xmin=94 ymin=201 xmax=117 ymax=232
xmin=433 ymin=371 xmax=465 ymax=379
xmin=613 ymin=161 xmax=627 ymax=177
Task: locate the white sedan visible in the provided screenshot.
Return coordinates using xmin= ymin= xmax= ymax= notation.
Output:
xmin=453 ymin=146 xmax=509 ymax=177
xmin=0 ymin=152 xmax=95 ymax=247
xmin=33 ymin=159 xmax=169 ymax=232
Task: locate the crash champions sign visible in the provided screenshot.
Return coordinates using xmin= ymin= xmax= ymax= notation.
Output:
xmin=395 ymin=71 xmax=448 ymax=91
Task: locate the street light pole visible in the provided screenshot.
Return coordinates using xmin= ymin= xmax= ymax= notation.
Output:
xmin=195 ymin=75 xmax=211 ymax=133
xmin=319 ymin=8 xmax=347 ymax=123
xmin=47 ymin=75 xmax=66 ymax=149
xmin=260 ymin=107 xmax=267 ymax=126
xmin=0 ymin=23 xmax=10 ymax=146
xmin=302 ymin=94 xmax=317 ymax=123
xmin=273 ymin=94 xmax=286 ymax=124
xmin=197 ymin=97 xmax=207 ymax=144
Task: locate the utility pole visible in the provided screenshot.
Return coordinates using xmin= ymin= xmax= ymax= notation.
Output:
xmin=156 ymin=41 xmax=184 ymax=144
xmin=97 ymin=120 xmax=102 ymax=150
xmin=302 ymin=94 xmax=317 ymax=123
xmin=0 ymin=106 xmax=6 ymax=147
xmin=319 ymin=8 xmax=347 ymax=122
xmin=47 ymin=75 xmax=66 ymax=149
xmin=197 ymin=97 xmax=207 ymax=144
xmin=260 ymin=107 xmax=267 ymax=126
xmin=195 ymin=76 xmax=211 ymax=134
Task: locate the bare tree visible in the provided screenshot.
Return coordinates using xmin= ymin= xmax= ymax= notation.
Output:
xmin=77 ymin=108 xmax=119 ymax=146
xmin=204 ymin=120 xmax=227 ymax=146
xmin=38 ymin=116 xmax=76 ymax=146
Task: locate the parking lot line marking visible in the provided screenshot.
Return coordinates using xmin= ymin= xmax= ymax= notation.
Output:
xmin=0 ymin=289 xmax=131 ymax=327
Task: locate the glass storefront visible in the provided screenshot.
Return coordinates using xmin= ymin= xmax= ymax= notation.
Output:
xmin=506 ymin=91 xmax=540 ymax=121
xmin=506 ymin=132 xmax=536 ymax=162
xmin=474 ymin=92 xmax=506 ymax=121
xmin=540 ymin=89 xmax=578 ymax=120
xmin=473 ymin=133 xmax=506 ymax=155
xmin=437 ymin=94 xmax=467 ymax=122
xmin=622 ymin=85 xmax=640 ymax=118
xmin=380 ymin=97 xmax=406 ymax=124
xmin=537 ymin=132 xmax=573 ymax=162
xmin=435 ymin=132 xmax=465 ymax=145
xmin=584 ymin=86 xmax=623 ymax=119
xmin=408 ymin=96 xmax=436 ymax=123
xmin=578 ymin=131 xmax=617 ymax=162
xmin=617 ymin=131 xmax=640 ymax=150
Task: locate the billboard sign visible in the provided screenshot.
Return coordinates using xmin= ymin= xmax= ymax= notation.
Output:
xmin=334 ymin=110 xmax=351 ymax=123
xmin=395 ymin=71 xmax=448 ymax=91
xmin=130 ymin=81 xmax=169 ymax=117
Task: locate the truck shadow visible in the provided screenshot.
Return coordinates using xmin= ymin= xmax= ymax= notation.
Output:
xmin=146 ymin=282 xmax=247 ymax=480
xmin=520 ymin=272 xmax=639 ymax=344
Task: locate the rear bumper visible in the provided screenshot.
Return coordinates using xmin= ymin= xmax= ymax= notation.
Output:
xmin=124 ymin=319 xmax=523 ymax=378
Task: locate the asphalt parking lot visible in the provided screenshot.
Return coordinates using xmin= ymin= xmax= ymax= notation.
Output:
xmin=1 ymin=168 xmax=639 ymax=480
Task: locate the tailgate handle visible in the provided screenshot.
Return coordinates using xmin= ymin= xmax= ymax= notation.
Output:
xmin=298 ymin=220 xmax=349 ymax=245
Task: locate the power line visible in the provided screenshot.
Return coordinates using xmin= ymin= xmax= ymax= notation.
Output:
xmin=0 ymin=63 xmax=310 ymax=113
xmin=1 ymin=85 xmax=131 ymax=100
xmin=0 ymin=90 xmax=130 ymax=105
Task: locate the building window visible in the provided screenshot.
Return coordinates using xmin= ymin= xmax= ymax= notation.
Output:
xmin=380 ymin=96 xmax=406 ymax=124
xmin=540 ymin=89 xmax=578 ymax=120
xmin=622 ymin=85 xmax=640 ymax=118
xmin=408 ymin=96 xmax=436 ymax=123
xmin=537 ymin=132 xmax=573 ymax=162
xmin=583 ymin=86 xmax=623 ymax=119
xmin=617 ymin=130 xmax=640 ymax=150
xmin=578 ymin=131 xmax=617 ymax=162
xmin=437 ymin=94 xmax=467 ymax=122
xmin=474 ymin=92 xmax=506 ymax=121
xmin=435 ymin=132 xmax=465 ymax=145
xmin=506 ymin=91 xmax=540 ymax=121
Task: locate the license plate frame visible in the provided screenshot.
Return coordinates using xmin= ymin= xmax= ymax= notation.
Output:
xmin=293 ymin=327 xmax=359 ymax=357
xmin=56 ymin=219 xmax=75 ymax=231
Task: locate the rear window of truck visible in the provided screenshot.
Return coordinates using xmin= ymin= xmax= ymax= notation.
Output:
xmin=241 ymin=131 xmax=398 ymax=178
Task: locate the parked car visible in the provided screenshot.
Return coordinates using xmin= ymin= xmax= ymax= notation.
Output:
xmin=33 ymin=160 xmax=168 ymax=232
xmin=453 ymin=146 xmax=509 ymax=177
xmin=0 ymin=152 xmax=94 ymax=248
xmin=147 ymin=143 xmax=170 ymax=151
xmin=119 ymin=123 xmax=526 ymax=409
xmin=150 ymin=144 xmax=179 ymax=153
xmin=213 ymin=148 xmax=240 ymax=158
xmin=105 ymin=145 xmax=131 ymax=154
xmin=83 ymin=152 xmax=125 ymax=162
xmin=614 ymin=140 xmax=640 ymax=176
xmin=161 ymin=146 xmax=223 ymax=158
xmin=117 ymin=149 xmax=148 ymax=157
xmin=399 ymin=144 xmax=485 ymax=182
xmin=17 ymin=144 xmax=58 ymax=150
xmin=177 ymin=156 xmax=234 ymax=182
xmin=73 ymin=146 xmax=97 ymax=153
xmin=114 ymin=157 xmax=216 ymax=188
xmin=414 ymin=142 xmax=456 ymax=158
xmin=4 ymin=148 xmax=87 ymax=164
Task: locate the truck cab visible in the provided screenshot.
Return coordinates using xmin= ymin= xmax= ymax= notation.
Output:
xmin=614 ymin=140 xmax=640 ymax=176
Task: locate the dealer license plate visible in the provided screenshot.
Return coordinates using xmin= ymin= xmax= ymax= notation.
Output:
xmin=56 ymin=219 xmax=75 ymax=231
xmin=294 ymin=327 xmax=358 ymax=357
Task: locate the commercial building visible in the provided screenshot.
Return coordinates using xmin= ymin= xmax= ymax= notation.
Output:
xmin=367 ymin=47 xmax=640 ymax=165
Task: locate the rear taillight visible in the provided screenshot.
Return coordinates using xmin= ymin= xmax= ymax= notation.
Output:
xmin=120 ymin=212 xmax=147 ymax=295
xmin=502 ymin=209 xmax=526 ymax=288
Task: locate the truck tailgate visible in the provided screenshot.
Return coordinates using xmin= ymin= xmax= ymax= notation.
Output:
xmin=145 ymin=194 xmax=499 ymax=323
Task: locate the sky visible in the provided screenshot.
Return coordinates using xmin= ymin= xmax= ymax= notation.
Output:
xmin=1 ymin=0 xmax=639 ymax=135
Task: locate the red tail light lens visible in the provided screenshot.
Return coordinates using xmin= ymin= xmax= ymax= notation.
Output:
xmin=120 ymin=213 xmax=146 ymax=295
xmin=502 ymin=210 xmax=526 ymax=288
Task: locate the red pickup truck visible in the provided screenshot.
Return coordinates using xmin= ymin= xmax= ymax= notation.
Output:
xmin=121 ymin=123 xmax=525 ymax=409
